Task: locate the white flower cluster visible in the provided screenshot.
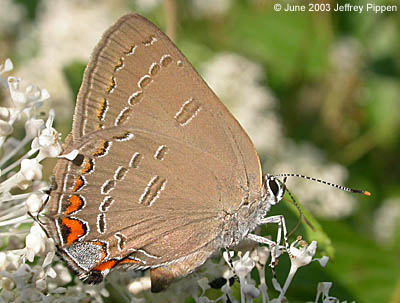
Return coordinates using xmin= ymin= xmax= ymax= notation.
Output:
xmin=129 ymin=239 xmax=330 ymax=303
xmin=219 ymin=240 xmax=329 ymax=303
xmin=373 ymin=197 xmax=400 ymax=246
xmin=0 ymin=71 xmax=60 ymax=194
xmin=0 ymin=0 xmax=24 ymax=40
xmin=191 ymin=0 xmax=232 ymax=18
xmin=0 ymin=59 xmax=106 ymax=302
xmin=123 ymin=235 xmax=332 ymax=302
xmin=313 ymin=282 xmax=355 ymax=303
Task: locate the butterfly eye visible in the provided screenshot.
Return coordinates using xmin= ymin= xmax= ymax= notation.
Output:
xmin=268 ymin=179 xmax=280 ymax=197
xmin=264 ymin=175 xmax=286 ymax=205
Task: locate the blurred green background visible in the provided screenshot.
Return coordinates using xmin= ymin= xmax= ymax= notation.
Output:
xmin=1 ymin=0 xmax=399 ymax=302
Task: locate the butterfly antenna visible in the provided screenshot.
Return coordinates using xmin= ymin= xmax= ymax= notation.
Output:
xmin=275 ymin=177 xmax=314 ymax=237
xmin=27 ymin=182 xmax=56 ymax=238
xmin=276 ymin=173 xmax=371 ymax=196
xmin=285 ymin=186 xmax=315 ymax=236
xmin=27 ymin=210 xmax=50 ymax=238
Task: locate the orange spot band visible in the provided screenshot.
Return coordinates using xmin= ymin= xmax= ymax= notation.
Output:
xmin=93 ymin=140 xmax=109 ymax=157
xmin=120 ymin=258 xmax=140 ymax=265
xmin=81 ymin=158 xmax=94 ymax=174
xmin=62 ymin=217 xmax=85 ymax=245
xmin=96 ymin=98 xmax=107 ymax=121
xmin=94 ymin=260 xmax=117 ymax=272
xmin=72 ymin=176 xmax=84 ymax=192
xmin=106 ymin=76 xmax=116 ymax=93
xmin=66 ymin=195 xmax=84 ymax=215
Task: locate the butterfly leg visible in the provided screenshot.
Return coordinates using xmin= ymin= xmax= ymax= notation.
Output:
xmin=259 ymin=215 xmax=291 ymax=257
xmin=222 ymin=250 xmax=235 ymax=272
xmin=246 ymin=215 xmax=291 ymax=268
xmin=246 ymin=233 xmax=282 ymax=271
xmin=246 ymin=232 xmax=284 ymax=294
xmin=222 ymin=250 xmax=241 ymax=287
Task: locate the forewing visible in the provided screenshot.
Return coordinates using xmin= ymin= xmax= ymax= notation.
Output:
xmin=47 ymin=13 xmax=263 ymax=284
xmin=72 ymin=13 xmax=262 ymax=207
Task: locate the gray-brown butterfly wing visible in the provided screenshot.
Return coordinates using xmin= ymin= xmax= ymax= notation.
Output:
xmin=46 ymin=13 xmax=263 ymax=291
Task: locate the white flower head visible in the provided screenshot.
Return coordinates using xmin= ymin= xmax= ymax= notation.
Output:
xmin=127 ymin=276 xmax=152 ymax=295
xmin=19 ymin=158 xmax=43 ymax=182
xmin=250 ymin=246 xmax=270 ymax=266
xmin=314 ymin=282 xmax=349 ymax=303
xmin=51 ymin=263 xmax=72 ymax=286
xmin=25 ymin=223 xmax=48 ymax=262
xmin=232 ymin=251 xmax=255 ymax=278
xmin=25 ymin=193 xmax=43 ymax=215
xmin=7 ymin=76 xmax=50 ymax=116
xmin=242 ymin=283 xmax=260 ymax=299
xmin=290 ymin=240 xmax=317 ymax=268
xmin=0 ymin=119 xmax=13 ymax=136
xmin=0 ymin=58 xmax=13 ymax=74
xmin=25 ymin=118 xmax=44 ymax=139
xmin=12 ymin=263 xmax=33 ymax=286
xmin=373 ymin=197 xmax=400 ymax=245
xmin=276 ymin=240 xmax=328 ymax=300
xmin=0 ymin=58 xmax=13 ymax=88
xmin=0 ymin=106 xmax=15 ymax=136
xmin=0 ymin=252 xmax=7 ymax=271
xmin=191 ymin=0 xmax=232 ymax=18
xmin=314 ymin=256 xmax=330 ymax=267
xmin=31 ymin=109 xmax=62 ymax=160
xmin=0 ymin=106 xmax=11 ymax=120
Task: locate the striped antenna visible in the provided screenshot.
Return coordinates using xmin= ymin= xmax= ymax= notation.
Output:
xmin=276 ymin=173 xmax=371 ymax=196
xmin=276 ymin=177 xmax=315 ymax=236
xmin=285 ymin=187 xmax=315 ymax=232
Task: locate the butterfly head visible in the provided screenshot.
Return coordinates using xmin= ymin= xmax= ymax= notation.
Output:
xmin=263 ymin=174 xmax=286 ymax=205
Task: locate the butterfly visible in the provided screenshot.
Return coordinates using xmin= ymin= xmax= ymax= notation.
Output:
xmin=42 ymin=13 xmax=369 ymax=292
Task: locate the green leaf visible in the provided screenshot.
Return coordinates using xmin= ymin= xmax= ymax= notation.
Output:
xmin=284 ymin=195 xmax=335 ymax=258
xmin=365 ymin=76 xmax=400 ymax=147
xmin=321 ymin=220 xmax=399 ymax=302
xmin=226 ymin=4 xmax=331 ymax=87
xmin=63 ymin=61 xmax=86 ymax=100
